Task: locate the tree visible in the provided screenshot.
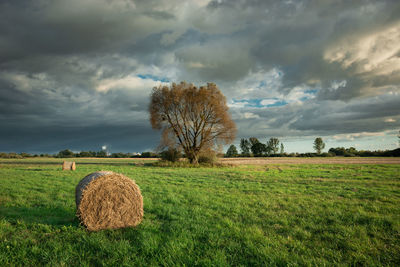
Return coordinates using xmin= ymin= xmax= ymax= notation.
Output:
xmin=149 ymin=82 xmax=236 ymax=164
xmin=313 ymin=137 xmax=325 ymax=154
xmin=57 ymin=149 xmax=74 ymax=158
xmin=226 ymin=145 xmax=239 ymax=157
xmin=251 ymin=142 xmax=267 ymax=156
xmin=280 ymin=143 xmax=284 ymax=154
xmin=267 ymin=137 xmax=280 ymax=154
xmin=240 ymin=138 xmax=251 ymax=155
xmin=249 ymin=137 xmax=260 ymax=147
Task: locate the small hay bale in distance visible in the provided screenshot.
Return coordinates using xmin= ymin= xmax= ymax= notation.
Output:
xmin=62 ymin=161 xmax=76 ymax=170
xmin=75 ymin=171 xmax=143 ymax=231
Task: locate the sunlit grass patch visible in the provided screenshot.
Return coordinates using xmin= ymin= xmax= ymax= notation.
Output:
xmin=0 ymin=161 xmax=399 ymax=266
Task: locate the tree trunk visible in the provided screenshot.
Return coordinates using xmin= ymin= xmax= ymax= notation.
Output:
xmin=192 ymin=154 xmax=199 ymax=164
xmin=187 ymin=151 xmax=199 ymax=164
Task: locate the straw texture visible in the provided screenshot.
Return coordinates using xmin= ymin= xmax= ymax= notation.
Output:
xmin=75 ymin=171 xmax=143 ymax=231
xmin=62 ymin=161 xmax=76 ymax=170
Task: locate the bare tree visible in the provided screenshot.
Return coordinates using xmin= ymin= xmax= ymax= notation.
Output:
xmin=149 ymin=82 xmax=236 ymax=164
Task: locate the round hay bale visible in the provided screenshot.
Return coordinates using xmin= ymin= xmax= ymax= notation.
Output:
xmin=75 ymin=171 xmax=143 ymax=231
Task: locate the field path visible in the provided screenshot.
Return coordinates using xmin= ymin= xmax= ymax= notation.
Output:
xmin=220 ymin=157 xmax=400 ymax=165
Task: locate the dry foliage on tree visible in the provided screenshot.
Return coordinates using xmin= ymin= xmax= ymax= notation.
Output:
xmin=149 ymin=82 xmax=236 ymax=164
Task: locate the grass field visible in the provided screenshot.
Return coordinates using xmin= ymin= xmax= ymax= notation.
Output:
xmin=0 ymin=158 xmax=399 ymax=266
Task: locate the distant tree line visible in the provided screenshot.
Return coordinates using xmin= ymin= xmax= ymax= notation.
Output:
xmin=1 ymin=138 xmax=400 ymax=159
xmin=224 ymin=137 xmax=400 ymax=157
xmin=327 ymin=147 xmax=400 ymax=157
xmin=226 ymin=137 xmax=286 ymax=157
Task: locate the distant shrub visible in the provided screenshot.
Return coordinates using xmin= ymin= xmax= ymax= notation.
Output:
xmin=298 ymin=153 xmax=317 ymax=157
xmin=57 ymin=149 xmax=75 ymax=158
xmin=321 ymin=152 xmax=335 ymax=157
xmin=198 ymin=150 xmax=217 ymax=164
xmin=0 ymin=152 xmax=22 ymax=159
xmin=358 ymin=150 xmax=376 ymax=157
xmin=383 ymin=148 xmax=400 ymax=157
xmin=268 ymin=153 xmax=285 ymax=157
xmin=78 ymin=151 xmax=97 ymax=157
xmin=40 ymin=154 xmax=53 ymax=158
xmin=160 ymin=148 xmax=181 ymax=162
xmin=141 ymin=152 xmax=158 ymax=158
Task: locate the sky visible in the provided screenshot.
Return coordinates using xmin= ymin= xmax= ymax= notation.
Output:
xmin=0 ymin=0 xmax=399 ymax=154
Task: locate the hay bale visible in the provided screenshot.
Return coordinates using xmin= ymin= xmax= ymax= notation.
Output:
xmin=75 ymin=171 xmax=143 ymax=231
xmin=62 ymin=161 xmax=76 ymax=170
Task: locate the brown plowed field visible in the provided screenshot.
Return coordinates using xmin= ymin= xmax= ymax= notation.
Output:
xmin=220 ymin=157 xmax=400 ymax=165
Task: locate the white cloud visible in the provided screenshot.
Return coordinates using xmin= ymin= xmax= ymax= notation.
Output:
xmin=324 ymin=22 xmax=400 ymax=77
xmin=285 ymin=86 xmax=316 ymax=103
xmin=95 ymin=74 xmax=169 ymax=92
xmin=230 ymin=68 xmax=283 ymax=100
xmin=260 ymin=99 xmax=278 ymax=106
xmin=330 ymin=80 xmax=347 ymax=91
xmin=187 ymin=62 xmax=206 ymax=69
xmin=384 ymin=118 xmax=396 ymax=123
xmin=243 ymin=112 xmax=259 ymax=119
xmin=332 ymin=131 xmax=386 ymax=141
xmin=228 ymin=100 xmax=248 ymax=109
xmin=0 ymin=72 xmax=54 ymax=93
xmin=227 ymin=69 xmax=317 ymax=107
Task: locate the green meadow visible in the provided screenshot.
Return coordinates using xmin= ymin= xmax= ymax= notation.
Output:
xmin=0 ymin=159 xmax=399 ymax=266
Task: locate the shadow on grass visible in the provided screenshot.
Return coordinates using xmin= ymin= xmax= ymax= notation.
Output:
xmin=0 ymin=206 xmax=79 ymax=227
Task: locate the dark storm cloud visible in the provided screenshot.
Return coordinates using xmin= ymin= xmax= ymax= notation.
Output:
xmin=0 ymin=0 xmax=176 ymax=59
xmin=0 ymin=123 xmax=159 ymax=153
xmin=289 ymin=95 xmax=400 ymax=133
xmin=0 ymin=0 xmax=399 ymax=153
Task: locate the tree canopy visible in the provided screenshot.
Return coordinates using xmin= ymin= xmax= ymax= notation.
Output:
xmin=226 ymin=144 xmax=239 ymax=157
xmin=267 ymin=137 xmax=280 ymax=154
xmin=149 ymin=82 xmax=236 ymax=164
xmin=249 ymin=137 xmax=260 ymax=147
xmin=313 ymin=137 xmax=325 ymax=154
xmin=240 ymin=138 xmax=251 ymax=155
xmin=251 ymin=142 xmax=267 ymax=156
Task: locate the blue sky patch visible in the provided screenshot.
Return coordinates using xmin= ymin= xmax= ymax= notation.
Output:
xmin=258 ymin=81 xmax=267 ymax=88
xmin=233 ymin=98 xmax=288 ymax=108
xmin=304 ymin=89 xmax=318 ymax=94
xmin=267 ymin=100 xmax=287 ymax=107
xmin=137 ymin=74 xmax=169 ymax=82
